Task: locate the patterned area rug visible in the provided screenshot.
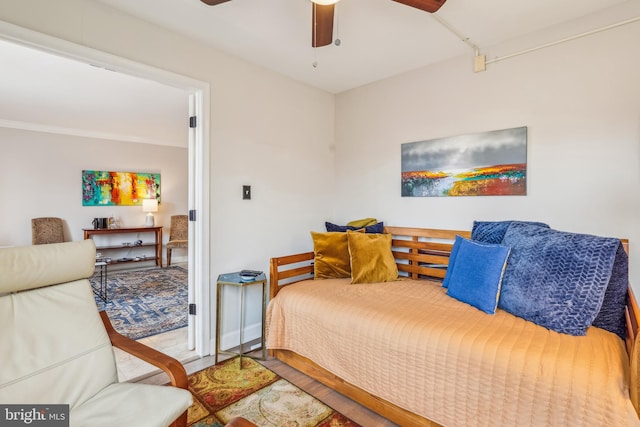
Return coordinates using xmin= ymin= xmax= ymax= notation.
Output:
xmin=188 ymin=357 xmax=360 ymax=427
xmin=92 ymin=266 xmax=188 ymax=340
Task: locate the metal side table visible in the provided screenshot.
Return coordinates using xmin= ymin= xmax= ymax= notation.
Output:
xmin=92 ymin=261 xmax=108 ymax=302
xmin=215 ymin=272 xmax=267 ymax=368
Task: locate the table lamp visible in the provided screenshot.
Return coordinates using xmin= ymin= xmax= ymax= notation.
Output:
xmin=142 ymin=198 xmax=158 ymax=227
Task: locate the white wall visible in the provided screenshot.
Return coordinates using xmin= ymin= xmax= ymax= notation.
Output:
xmin=335 ymin=21 xmax=640 ymax=291
xmin=0 ymin=127 xmax=188 ymax=257
xmin=0 ymin=0 xmax=335 ymax=350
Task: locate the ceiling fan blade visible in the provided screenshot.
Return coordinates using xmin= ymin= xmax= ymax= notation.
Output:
xmin=200 ymin=0 xmax=231 ymax=5
xmin=392 ymin=0 xmax=447 ymax=13
xmin=312 ymin=3 xmax=334 ymax=48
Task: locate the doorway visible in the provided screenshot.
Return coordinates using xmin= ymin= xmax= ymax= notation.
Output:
xmin=0 ymin=20 xmax=212 ymax=359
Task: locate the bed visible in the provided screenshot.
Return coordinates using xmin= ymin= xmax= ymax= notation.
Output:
xmin=266 ymin=226 xmax=640 ymax=427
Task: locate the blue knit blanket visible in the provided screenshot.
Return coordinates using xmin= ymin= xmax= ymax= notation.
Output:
xmin=472 ymin=221 xmax=628 ymax=338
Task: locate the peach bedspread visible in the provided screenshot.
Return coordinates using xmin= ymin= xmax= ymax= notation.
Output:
xmin=266 ymin=277 xmax=640 ymax=426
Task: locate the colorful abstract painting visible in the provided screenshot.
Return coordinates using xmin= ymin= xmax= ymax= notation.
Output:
xmin=82 ymin=170 xmax=161 ymax=206
xmin=401 ymin=127 xmax=527 ymax=197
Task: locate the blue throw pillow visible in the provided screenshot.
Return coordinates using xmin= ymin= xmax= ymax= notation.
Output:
xmin=325 ymin=221 xmax=384 ymax=234
xmin=445 ymin=237 xmax=511 ymax=314
xmin=442 ymin=235 xmax=463 ymax=289
xmin=500 ymin=223 xmax=619 ymax=336
xmin=325 ymin=222 xmax=349 ymax=232
xmin=472 ymin=220 xmax=550 ymax=244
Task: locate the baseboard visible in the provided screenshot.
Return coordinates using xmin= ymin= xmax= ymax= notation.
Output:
xmin=166 ymin=255 xmax=188 ymax=265
xmin=219 ymin=321 xmax=262 ymax=352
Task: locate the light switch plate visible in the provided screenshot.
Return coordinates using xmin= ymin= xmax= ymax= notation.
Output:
xmin=243 ymin=185 xmax=251 ymax=200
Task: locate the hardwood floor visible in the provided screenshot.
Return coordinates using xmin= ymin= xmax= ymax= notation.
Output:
xmin=114 ymin=327 xmax=198 ymax=382
xmin=138 ymin=353 xmax=399 ymax=427
xmin=263 ymin=358 xmax=399 ymax=426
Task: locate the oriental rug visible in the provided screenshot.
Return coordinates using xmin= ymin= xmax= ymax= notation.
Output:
xmin=187 ymin=357 xmax=360 ymax=427
xmin=92 ymin=266 xmax=188 ymax=340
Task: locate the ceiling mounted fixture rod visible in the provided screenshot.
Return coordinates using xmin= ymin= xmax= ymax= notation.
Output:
xmin=482 ymin=15 xmax=640 ymax=69
xmin=430 ymin=14 xmax=486 ymax=72
xmin=430 ymin=13 xmax=480 ymax=53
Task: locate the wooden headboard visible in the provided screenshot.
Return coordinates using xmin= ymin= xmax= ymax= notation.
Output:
xmin=383 ymin=226 xmax=470 ymax=280
xmin=269 ymin=226 xmax=640 ymax=417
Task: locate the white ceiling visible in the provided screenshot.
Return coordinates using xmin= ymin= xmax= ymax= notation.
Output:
xmin=0 ymin=0 xmax=638 ymax=145
xmin=0 ymin=38 xmax=189 ymax=147
xmin=97 ymin=0 xmax=638 ymax=93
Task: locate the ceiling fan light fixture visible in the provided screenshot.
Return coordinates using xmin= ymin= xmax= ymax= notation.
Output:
xmin=311 ymin=0 xmax=340 ymax=5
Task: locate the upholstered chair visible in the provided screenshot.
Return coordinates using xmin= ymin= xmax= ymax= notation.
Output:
xmin=31 ymin=217 xmax=65 ymax=244
xmin=166 ymin=215 xmax=188 ymax=266
xmin=0 ymin=240 xmax=192 ymax=426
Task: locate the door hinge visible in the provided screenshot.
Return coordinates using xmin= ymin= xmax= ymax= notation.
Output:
xmin=189 ymin=116 xmax=197 ymax=128
xmin=189 ymin=303 xmax=196 ymax=315
xmin=188 ymin=210 xmax=196 ymax=221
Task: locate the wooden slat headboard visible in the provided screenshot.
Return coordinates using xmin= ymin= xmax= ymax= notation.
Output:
xmin=384 ymin=226 xmax=470 ymax=280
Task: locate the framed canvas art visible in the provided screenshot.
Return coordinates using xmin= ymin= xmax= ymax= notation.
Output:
xmin=401 ymin=126 xmax=527 ymax=197
xmin=82 ymin=170 xmax=161 ymax=206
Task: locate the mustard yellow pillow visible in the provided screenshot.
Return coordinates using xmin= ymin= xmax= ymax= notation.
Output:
xmin=346 ymin=218 xmax=378 ymax=228
xmin=347 ymin=231 xmax=398 ymax=284
xmin=311 ymin=231 xmax=351 ymax=279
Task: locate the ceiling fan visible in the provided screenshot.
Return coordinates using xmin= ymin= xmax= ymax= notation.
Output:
xmin=200 ymin=0 xmax=447 ymax=48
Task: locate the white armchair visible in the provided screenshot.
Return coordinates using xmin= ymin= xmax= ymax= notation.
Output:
xmin=0 ymin=240 xmax=192 ymax=427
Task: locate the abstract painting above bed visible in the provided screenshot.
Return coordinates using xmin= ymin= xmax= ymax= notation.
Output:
xmin=401 ymin=127 xmax=527 ymax=197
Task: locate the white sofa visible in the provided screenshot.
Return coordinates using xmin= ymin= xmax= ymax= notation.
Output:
xmin=0 ymin=240 xmax=192 ymax=427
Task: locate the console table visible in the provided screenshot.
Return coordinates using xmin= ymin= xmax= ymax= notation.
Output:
xmin=83 ymin=226 xmax=163 ymax=267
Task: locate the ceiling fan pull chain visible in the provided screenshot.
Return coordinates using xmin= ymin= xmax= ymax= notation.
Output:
xmin=312 ymin=3 xmax=318 ymax=68
xmin=334 ymin=2 xmax=341 ymax=46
